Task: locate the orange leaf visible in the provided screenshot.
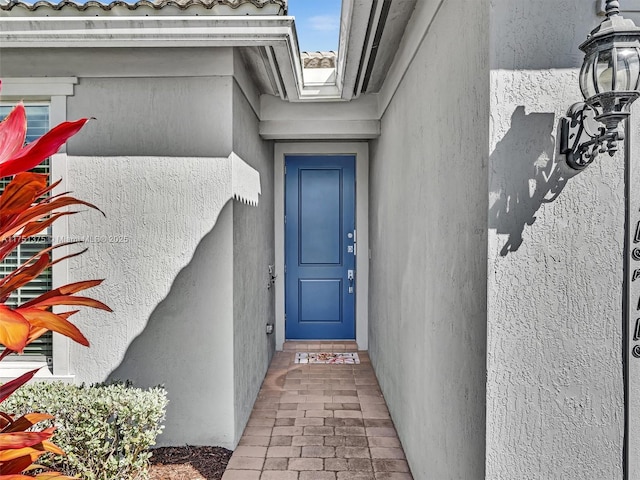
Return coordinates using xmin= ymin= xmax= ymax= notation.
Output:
xmin=0 ymin=432 xmax=52 ymax=451
xmin=0 ymin=369 xmax=40 ymax=404
xmin=0 ymin=254 xmax=49 ymax=301
xmin=24 ymin=327 xmax=48 ymax=346
xmin=0 ymin=475 xmax=42 ymax=480
xmin=0 ymin=306 xmax=29 ymax=352
xmin=0 ymin=118 xmax=91 ymax=179
xmin=0 ymin=445 xmax=47 ymax=462
xmin=0 ymin=103 xmax=27 ymax=166
xmin=2 ymin=413 xmax=53 ymax=434
xmin=21 ymin=280 xmax=103 ymax=309
xmin=0 ymin=173 xmax=47 ymax=215
xmin=20 ymin=212 xmax=73 ymax=238
xmin=25 ymin=296 xmax=112 ymax=313
xmin=40 ymin=440 xmax=64 ymax=456
xmin=17 ymin=308 xmax=89 ymax=347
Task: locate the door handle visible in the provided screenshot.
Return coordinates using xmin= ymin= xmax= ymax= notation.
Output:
xmin=348 ymin=270 xmax=354 ymax=294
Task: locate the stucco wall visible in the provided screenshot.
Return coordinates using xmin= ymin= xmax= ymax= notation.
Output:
xmin=488 ymin=1 xmax=625 ymax=478
xmin=67 ymin=76 xmax=233 ymax=157
xmin=55 ymin=72 xmax=253 ymax=448
xmin=60 ymin=155 xmax=237 ymax=447
xmin=231 ymin=69 xmax=276 ymax=444
xmin=368 ymin=1 xmax=489 ymax=478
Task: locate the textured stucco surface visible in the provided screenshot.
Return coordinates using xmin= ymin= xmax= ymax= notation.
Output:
xmin=67 ymin=76 xmax=233 ymax=158
xmin=628 ymin=102 xmax=640 ymax=479
xmin=488 ymin=1 xmax=625 ymax=478
xmin=49 ymin=60 xmax=272 ymax=448
xmin=231 ymin=73 xmax=275 ymax=445
xmin=368 ymin=1 xmax=489 ymax=478
xmin=63 ymin=156 xmax=238 ymax=447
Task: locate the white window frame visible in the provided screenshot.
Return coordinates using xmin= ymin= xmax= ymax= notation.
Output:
xmin=0 ymin=78 xmax=78 ymax=382
xmin=274 ymin=142 xmax=369 ymax=351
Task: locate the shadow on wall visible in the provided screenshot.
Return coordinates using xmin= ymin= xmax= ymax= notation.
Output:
xmin=489 ymin=106 xmax=576 ymax=256
xmin=107 ymin=201 xmax=234 ymax=447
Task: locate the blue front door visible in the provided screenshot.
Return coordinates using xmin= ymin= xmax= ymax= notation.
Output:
xmin=285 ymin=155 xmax=356 ymax=339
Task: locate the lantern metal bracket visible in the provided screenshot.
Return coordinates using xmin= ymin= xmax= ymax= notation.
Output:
xmin=560 ymin=101 xmax=629 ymax=170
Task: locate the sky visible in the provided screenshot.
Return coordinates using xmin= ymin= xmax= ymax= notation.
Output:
xmin=288 ymin=0 xmax=342 ymax=53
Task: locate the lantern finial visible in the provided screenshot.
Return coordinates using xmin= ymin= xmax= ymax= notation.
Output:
xmin=606 ymin=0 xmax=621 ymax=18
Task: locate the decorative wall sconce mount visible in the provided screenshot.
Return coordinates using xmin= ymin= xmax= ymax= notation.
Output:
xmin=561 ymin=0 xmax=640 ymax=169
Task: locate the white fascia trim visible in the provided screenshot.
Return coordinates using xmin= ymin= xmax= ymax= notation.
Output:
xmin=274 ymin=142 xmax=369 ymax=351
xmin=335 ymin=0 xmax=356 ymax=94
xmin=0 ymin=16 xmax=295 ymax=47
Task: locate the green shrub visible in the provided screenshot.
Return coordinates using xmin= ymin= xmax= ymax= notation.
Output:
xmin=3 ymin=381 xmax=168 ymax=480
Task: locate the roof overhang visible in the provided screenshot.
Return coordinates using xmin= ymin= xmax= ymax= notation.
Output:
xmin=0 ymin=15 xmax=318 ymax=101
xmin=0 ymin=0 xmax=418 ymax=102
xmin=0 ymin=0 xmax=435 ymax=139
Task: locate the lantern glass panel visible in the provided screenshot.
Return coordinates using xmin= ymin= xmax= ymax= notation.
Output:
xmin=615 ymin=48 xmax=640 ymax=90
xmin=596 ymin=49 xmax=615 ymax=92
xmin=580 ymin=52 xmax=597 ymax=98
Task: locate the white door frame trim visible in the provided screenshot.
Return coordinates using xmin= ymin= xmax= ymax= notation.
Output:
xmin=274 ymin=142 xmax=369 ymax=351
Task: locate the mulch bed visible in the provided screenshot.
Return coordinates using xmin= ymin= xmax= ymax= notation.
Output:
xmin=149 ymin=446 xmax=232 ymax=480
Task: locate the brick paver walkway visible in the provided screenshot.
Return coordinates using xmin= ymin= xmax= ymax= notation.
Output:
xmin=222 ymin=342 xmax=413 ymax=480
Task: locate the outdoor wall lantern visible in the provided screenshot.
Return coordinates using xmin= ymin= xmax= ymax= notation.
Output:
xmin=561 ymin=0 xmax=640 ymax=169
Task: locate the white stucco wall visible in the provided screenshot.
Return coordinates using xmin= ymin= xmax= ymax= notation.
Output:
xmin=231 ymin=71 xmax=275 ymax=444
xmin=628 ymin=102 xmax=640 ymax=479
xmin=67 ymin=76 xmax=233 ymax=157
xmin=58 ymin=155 xmax=237 ymax=447
xmin=488 ymin=1 xmax=625 ymax=478
xmin=46 ymin=65 xmax=268 ymax=448
xmin=368 ymin=1 xmax=489 ymax=478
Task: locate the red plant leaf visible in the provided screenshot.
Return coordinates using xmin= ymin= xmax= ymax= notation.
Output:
xmin=0 ymin=103 xmax=27 ymax=166
xmin=0 ymin=238 xmax=21 ymax=264
xmin=0 ymin=432 xmax=53 ymax=451
xmin=1 ymin=196 xmax=104 ymax=242
xmin=19 ymin=212 xmax=73 ymax=239
xmin=0 ymin=445 xmax=47 ymax=462
xmin=0 ymin=306 xmax=29 ymax=353
xmin=0 ymin=118 xmax=91 ymax=179
xmin=0 ymin=369 xmax=40 ymax=404
xmin=18 ymin=308 xmax=89 ymax=347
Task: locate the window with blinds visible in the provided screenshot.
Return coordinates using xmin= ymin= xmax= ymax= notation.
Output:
xmin=0 ymin=105 xmax=52 ymax=363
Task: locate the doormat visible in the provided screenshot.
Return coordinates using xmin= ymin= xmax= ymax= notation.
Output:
xmin=295 ymin=352 xmax=360 ymax=364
